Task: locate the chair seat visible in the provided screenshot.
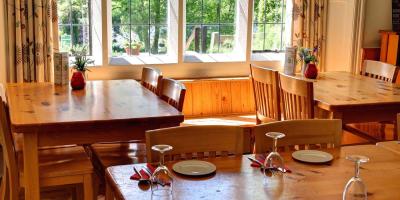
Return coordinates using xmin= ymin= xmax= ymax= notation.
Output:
xmin=18 ymin=146 xmax=93 ymax=180
xmin=90 ymin=143 xmax=147 ymax=169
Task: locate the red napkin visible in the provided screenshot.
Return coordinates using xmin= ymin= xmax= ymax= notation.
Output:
xmin=130 ymin=163 xmax=157 ymax=180
xmin=250 ymin=155 xmax=292 ymax=173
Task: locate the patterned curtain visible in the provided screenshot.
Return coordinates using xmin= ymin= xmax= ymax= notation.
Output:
xmin=6 ymin=0 xmax=59 ymax=83
xmin=292 ymin=0 xmax=327 ymax=70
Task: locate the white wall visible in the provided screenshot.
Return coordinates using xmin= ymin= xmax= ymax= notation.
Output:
xmin=0 ymin=1 xmax=6 ymax=85
xmin=363 ymin=0 xmax=392 ymax=48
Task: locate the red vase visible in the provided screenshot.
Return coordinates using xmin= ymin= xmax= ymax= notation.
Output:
xmin=70 ymin=71 xmax=86 ymax=90
xmin=304 ymin=63 xmax=318 ymax=79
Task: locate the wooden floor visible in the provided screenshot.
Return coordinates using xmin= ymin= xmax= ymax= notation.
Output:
xmin=19 ymin=115 xmax=397 ymax=199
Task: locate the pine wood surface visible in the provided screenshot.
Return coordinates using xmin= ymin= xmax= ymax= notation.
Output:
xmin=5 ymin=80 xmax=184 ymax=200
xmin=376 ymin=141 xmax=400 ymax=155
xmin=106 ymin=145 xmax=400 ymax=200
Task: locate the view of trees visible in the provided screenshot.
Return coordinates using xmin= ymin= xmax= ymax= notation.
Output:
xmin=57 ymin=0 xmax=286 ymax=56
xmin=253 ymin=0 xmax=286 ymax=52
xmin=58 ymin=0 xmax=91 ymax=54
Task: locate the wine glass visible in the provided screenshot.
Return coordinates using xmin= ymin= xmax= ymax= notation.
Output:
xmin=343 ymin=155 xmax=370 ymax=200
xmin=150 ymin=144 xmax=174 ymax=200
xmin=263 ymin=132 xmax=286 ymax=177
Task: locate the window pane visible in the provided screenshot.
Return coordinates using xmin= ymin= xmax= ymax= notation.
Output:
xmin=57 ymin=0 xmax=91 ymax=55
xmin=185 ymin=0 xmax=236 ymax=54
xmin=202 ymin=0 xmax=218 ymax=24
xmin=185 ymin=25 xmax=200 ymax=52
xmin=252 ymin=23 xmax=264 ymax=51
xmin=150 ymin=25 xmax=168 ymax=54
xmin=219 ymin=25 xmax=235 ymax=53
xmin=59 ymin=25 xmax=72 ymax=52
xmin=220 ymin=0 xmax=236 ymax=23
xmin=264 ymin=24 xmax=282 ymax=51
xmin=112 ymin=0 xmax=130 ymax=25
xmin=186 ymin=0 xmax=202 ymax=23
xmin=111 ymin=0 xmax=168 ymax=56
xmin=131 ymin=0 xmax=150 ymax=24
xmin=131 ymin=25 xmax=150 ymax=54
xmin=252 ymin=0 xmax=286 ymax=52
xmin=150 ymin=0 xmax=168 ymax=25
xmin=112 ymin=25 xmax=130 ymax=56
xmin=72 ymin=25 xmax=91 ymax=51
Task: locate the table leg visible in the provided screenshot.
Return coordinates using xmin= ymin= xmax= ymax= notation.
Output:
xmin=23 ymin=132 xmax=40 ymax=200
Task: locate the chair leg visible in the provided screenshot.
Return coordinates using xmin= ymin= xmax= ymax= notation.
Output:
xmin=105 ymin=181 xmax=114 ymax=200
xmin=380 ymin=123 xmax=386 ymax=141
xmin=394 ymin=120 xmax=399 ymax=140
xmin=83 ymin=174 xmax=94 ymax=200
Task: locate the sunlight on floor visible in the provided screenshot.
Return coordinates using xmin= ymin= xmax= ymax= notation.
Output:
xmin=184 ymin=115 xmax=257 ymax=126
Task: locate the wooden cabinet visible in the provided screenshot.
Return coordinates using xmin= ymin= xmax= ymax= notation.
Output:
xmin=181 ymin=78 xmax=255 ymax=117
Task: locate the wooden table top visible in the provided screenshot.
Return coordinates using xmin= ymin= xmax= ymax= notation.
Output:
xmin=6 ymin=80 xmax=184 ymax=132
xmin=377 ymin=141 xmax=400 ymax=155
xmin=106 ymin=145 xmax=400 ymax=200
xmin=299 ymin=71 xmax=400 ymax=111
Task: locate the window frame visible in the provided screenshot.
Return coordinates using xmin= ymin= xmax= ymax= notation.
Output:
xmin=57 ymin=0 xmax=293 ymax=67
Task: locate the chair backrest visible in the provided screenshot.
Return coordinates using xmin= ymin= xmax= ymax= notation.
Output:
xmin=279 ymin=73 xmax=314 ymax=120
xmin=160 ymin=78 xmax=186 ymax=112
xmin=0 ymin=95 xmax=19 ymax=200
xmin=141 ymin=67 xmax=163 ymax=95
xmin=254 ymin=119 xmax=342 ymax=154
xmin=361 ymin=60 xmax=398 ymax=83
xmin=250 ymin=64 xmax=280 ymax=124
xmin=145 ymin=125 xmax=244 ymax=162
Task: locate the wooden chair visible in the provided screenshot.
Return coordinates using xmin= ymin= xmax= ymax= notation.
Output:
xmin=0 ymin=96 xmax=95 ymax=200
xmin=361 ymin=60 xmax=398 ymax=83
xmin=145 ymin=125 xmax=244 ymax=162
xmin=359 ymin=60 xmax=398 ymax=140
xmin=253 ymin=119 xmax=342 ymax=154
xmin=159 ymin=78 xmax=186 ymax=112
xmin=89 ymin=78 xmax=185 ymax=186
xmin=279 ymin=73 xmax=314 ymax=120
xmin=250 ymin=64 xmax=281 ymax=124
xmin=141 ymin=67 xmax=163 ymax=95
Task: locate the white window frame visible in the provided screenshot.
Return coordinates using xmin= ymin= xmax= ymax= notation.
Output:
xmin=71 ymin=0 xmax=293 ymax=67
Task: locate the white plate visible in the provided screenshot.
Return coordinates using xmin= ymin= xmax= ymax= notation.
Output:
xmin=292 ymin=150 xmax=333 ymax=164
xmin=172 ymin=160 xmax=216 ymax=176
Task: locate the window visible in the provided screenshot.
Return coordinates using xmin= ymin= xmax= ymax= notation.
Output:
xmin=185 ymin=0 xmax=236 ymax=54
xmin=252 ymin=0 xmax=286 ymax=53
xmin=111 ymin=0 xmax=168 ymax=56
xmin=58 ymin=0 xmax=92 ymax=54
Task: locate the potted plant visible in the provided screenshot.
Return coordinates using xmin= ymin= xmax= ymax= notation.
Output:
xmin=70 ymin=46 xmax=94 ymax=90
xmin=298 ymin=47 xmax=318 ymax=79
xmin=124 ymin=40 xmax=143 ymax=55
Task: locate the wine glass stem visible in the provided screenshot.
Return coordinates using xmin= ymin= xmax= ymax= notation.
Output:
xmin=273 ymin=138 xmax=278 ymax=152
xmin=160 ymin=151 xmax=165 ymax=166
xmin=354 ymin=161 xmax=360 ymax=178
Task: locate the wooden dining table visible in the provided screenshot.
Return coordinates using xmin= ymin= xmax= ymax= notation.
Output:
xmin=106 ymin=145 xmax=400 ymax=200
xmin=297 ymin=71 xmax=400 ymax=141
xmin=377 ymin=141 xmax=400 ymax=155
xmin=6 ymin=80 xmax=184 ymax=200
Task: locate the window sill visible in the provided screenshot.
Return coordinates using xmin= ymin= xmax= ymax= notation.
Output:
xmin=251 ymin=52 xmax=285 ymax=62
xmin=183 ymin=51 xmax=246 ymax=63
xmin=109 ymin=54 xmax=178 ymax=66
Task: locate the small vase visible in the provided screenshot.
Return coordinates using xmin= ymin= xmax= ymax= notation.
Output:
xmin=304 ymin=63 xmax=318 ymax=79
xmin=70 ymin=71 xmax=86 ymax=90
xmin=301 ymin=62 xmax=308 ymax=75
